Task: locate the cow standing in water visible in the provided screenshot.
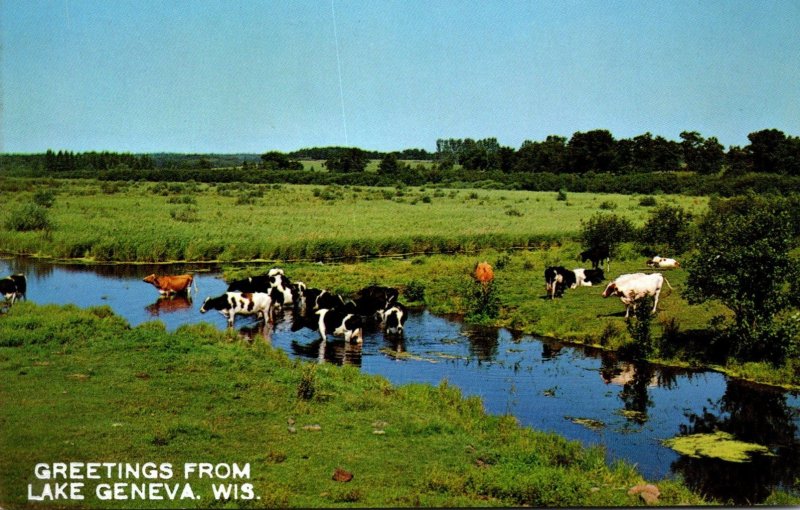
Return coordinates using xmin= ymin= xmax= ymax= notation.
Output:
xmin=200 ymin=291 xmax=276 ymax=327
xmin=143 ymin=274 xmax=197 ymax=296
xmin=0 ymin=274 xmax=26 ymax=305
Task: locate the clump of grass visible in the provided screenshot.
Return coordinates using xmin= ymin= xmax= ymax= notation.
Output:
xmin=639 ymin=196 xmax=658 ymax=207
xmin=170 ymin=206 xmax=199 ymax=223
xmin=297 ymin=363 xmax=317 ymax=400
xmin=4 ymin=203 xmax=52 ymax=232
xmin=556 ymin=189 xmax=568 ymax=201
xmin=404 ymin=280 xmax=426 ymax=302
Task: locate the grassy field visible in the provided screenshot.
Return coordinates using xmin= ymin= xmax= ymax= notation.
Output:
xmin=0 ymin=303 xmax=711 ymax=508
xmin=0 ymin=178 xmax=707 ymax=262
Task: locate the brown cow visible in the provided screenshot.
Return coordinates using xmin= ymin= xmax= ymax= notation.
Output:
xmin=142 ymin=274 xmax=196 ymax=296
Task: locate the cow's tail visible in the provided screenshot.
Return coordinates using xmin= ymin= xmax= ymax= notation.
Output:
xmin=662 ymin=276 xmax=674 ymax=294
xmin=192 ymin=275 xmax=199 ymax=295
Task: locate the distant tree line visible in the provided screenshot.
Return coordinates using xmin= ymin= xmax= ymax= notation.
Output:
xmin=2 ymin=128 xmax=799 ymax=195
xmin=432 ymin=128 xmax=800 ymax=175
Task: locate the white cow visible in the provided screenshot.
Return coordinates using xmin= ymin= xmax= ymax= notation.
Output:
xmin=200 ymin=291 xmax=276 ymax=327
xmin=602 ymin=273 xmax=672 ymax=317
xmin=646 ymin=256 xmax=680 ymax=269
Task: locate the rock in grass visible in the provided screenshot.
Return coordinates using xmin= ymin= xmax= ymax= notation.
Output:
xmin=628 ymin=484 xmax=660 ymax=505
xmin=332 ymin=467 xmax=353 ymax=482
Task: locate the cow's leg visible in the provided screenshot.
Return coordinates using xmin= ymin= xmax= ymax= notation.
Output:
xmin=652 ymin=289 xmax=661 ymax=314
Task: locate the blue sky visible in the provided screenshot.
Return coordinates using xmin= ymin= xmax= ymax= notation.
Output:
xmin=2 ymin=0 xmax=799 ymax=153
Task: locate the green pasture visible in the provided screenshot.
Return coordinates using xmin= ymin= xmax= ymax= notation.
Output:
xmin=0 ymin=178 xmax=707 ymax=263
xmin=0 ymin=303 xmax=709 ymax=508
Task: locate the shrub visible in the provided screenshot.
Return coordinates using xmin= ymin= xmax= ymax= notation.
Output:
xmin=556 ymin=189 xmax=568 ymax=201
xmin=625 ymin=296 xmax=655 ymax=359
xmin=638 ymin=204 xmax=693 ymax=255
xmin=598 ymin=200 xmax=617 ymax=210
xmin=638 ymin=196 xmax=658 ymax=207
xmin=404 ymin=280 xmax=426 ymax=302
xmin=5 ymin=203 xmax=52 ymax=231
xmin=580 ymin=213 xmax=635 ymax=257
xmin=33 ymin=189 xmax=56 ymax=208
xmin=170 ymin=206 xmax=199 ymax=223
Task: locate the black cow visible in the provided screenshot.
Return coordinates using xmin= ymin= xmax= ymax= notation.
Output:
xmin=580 ymin=245 xmax=610 ymax=270
xmin=315 ymin=290 xmax=347 ymax=311
xmin=572 ymin=268 xmax=605 ymax=287
xmin=544 ymin=266 xmax=576 ymax=299
xmin=227 ymin=274 xmax=271 ymax=293
xmin=1 ymin=274 xmax=26 ymax=305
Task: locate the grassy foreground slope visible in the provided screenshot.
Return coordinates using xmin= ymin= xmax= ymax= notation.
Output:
xmin=0 ymin=179 xmax=706 ymax=262
xmin=0 ymin=303 xmax=705 ymax=508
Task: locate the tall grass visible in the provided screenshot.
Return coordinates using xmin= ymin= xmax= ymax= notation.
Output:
xmin=0 ymin=178 xmax=708 ymax=263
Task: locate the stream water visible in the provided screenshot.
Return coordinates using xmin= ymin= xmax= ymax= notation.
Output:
xmin=2 ymin=257 xmax=798 ymax=504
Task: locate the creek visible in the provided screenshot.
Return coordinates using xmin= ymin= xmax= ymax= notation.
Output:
xmin=2 ymin=257 xmax=798 ymax=504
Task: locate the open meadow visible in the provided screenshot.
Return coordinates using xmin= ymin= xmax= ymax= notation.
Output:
xmin=0 ymin=178 xmax=707 ymax=263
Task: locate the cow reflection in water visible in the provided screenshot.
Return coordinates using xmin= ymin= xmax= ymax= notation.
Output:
xmin=145 ymin=295 xmax=193 ymax=316
xmin=290 ymin=338 xmax=363 ymax=366
xmin=238 ymin=321 xmax=274 ymax=343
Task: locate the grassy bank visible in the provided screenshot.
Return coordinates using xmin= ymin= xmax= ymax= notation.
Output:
xmin=223 ymin=249 xmax=800 ymax=390
xmin=0 ymin=302 xmax=707 ymax=508
xmin=0 ymin=178 xmax=706 ymax=262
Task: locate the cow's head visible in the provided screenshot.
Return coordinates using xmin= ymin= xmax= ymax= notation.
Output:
xmin=199 ymin=296 xmax=211 ymax=313
xmin=601 ymin=282 xmax=618 ymax=298
xmin=143 ymin=274 xmax=158 ymax=285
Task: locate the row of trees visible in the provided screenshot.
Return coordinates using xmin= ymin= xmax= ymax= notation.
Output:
xmin=433 ymin=129 xmax=800 ymax=175
xmin=6 ymin=128 xmax=798 ymax=178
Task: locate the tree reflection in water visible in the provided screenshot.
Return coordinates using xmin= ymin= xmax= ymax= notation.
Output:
xmin=672 ymin=379 xmax=800 ymax=504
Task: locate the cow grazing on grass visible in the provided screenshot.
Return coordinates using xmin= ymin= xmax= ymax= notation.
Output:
xmin=317 ymin=303 xmax=363 ymax=344
xmin=580 ymin=245 xmax=610 ymax=271
xmin=646 ymin=256 xmax=680 ymax=269
xmin=143 ymin=274 xmax=196 ymax=296
xmin=200 ymin=291 xmax=275 ymax=327
xmin=379 ymin=302 xmax=408 ymax=336
xmin=572 ymin=268 xmax=605 ymax=288
xmin=0 ymin=274 xmax=26 ymax=305
xmin=544 ymin=266 xmax=577 ymax=299
xmin=601 ymin=273 xmax=672 ymax=317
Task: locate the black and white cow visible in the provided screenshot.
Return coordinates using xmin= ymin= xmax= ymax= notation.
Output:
xmin=580 ymin=245 xmax=610 ymax=271
xmin=317 ymin=302 xmax=363 ymax=344
xmin=200 ymin=291 xmax=275 ymax=327
xmin=352 ymin=285 xmax=398 ymax=318
xmin=544 ymin=266 xmax=577 ymax=299
xmin=378 ymin=302 xmax=408 ymax=336
xmin=315 ymin=290 xmax=347 ymax=311
xmin=0 ymin=274 xmax=26 ymax=305
xmin=571 ymin=268 xmax=605 ymax=288
xmin=227 ymin=274 xmax=271 ymax=293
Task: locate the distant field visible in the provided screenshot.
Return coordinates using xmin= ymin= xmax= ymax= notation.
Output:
xmin=299 ymin=159 xmax=436 ymax=172
xmin=0 ymin=179 xmax=707 ymax=262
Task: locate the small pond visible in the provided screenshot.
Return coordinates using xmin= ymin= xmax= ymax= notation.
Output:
xmin=1 ymin=257 xmax=799 ymax=504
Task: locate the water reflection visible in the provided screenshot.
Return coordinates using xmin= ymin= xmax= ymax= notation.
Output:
xmin=673 ymin=380 xmax=800 ymax=503
xmin=145 ymin=295 xmax=193 ymax=316
xmin=290 ymin=338 xmax=363 ymax=367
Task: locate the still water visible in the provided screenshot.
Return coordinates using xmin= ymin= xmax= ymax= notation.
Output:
xmin=2 ymin=257 xmax=798 ymax=504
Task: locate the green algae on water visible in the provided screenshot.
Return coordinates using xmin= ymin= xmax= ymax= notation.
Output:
xmin=663 ymin=431 xmax=775 ymax=463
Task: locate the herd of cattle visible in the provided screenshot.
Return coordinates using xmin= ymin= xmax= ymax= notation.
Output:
xmin=1 ymin=250 xmax=680 ymax=340
xmin=545 ymin=249 xmax=677 ymax=318
xmin=143 ymin=268 xmax=406 ymax=344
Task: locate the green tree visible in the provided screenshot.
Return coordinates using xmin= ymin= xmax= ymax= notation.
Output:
xmin=580 ymin=212 xmax=636 ymax=259
xmin=638 ymin=204 xmax=694 ymax=255
xmin=684 ymin=195 xmax=800 ymax=363
xmin=567 ymin=129 xmax=617 ymax=173
xmin=324 ymin=148 xmax=369 ymax=173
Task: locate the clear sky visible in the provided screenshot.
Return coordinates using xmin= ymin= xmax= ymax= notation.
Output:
xmin=2 ymin=0 xmax=799 ymax=154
